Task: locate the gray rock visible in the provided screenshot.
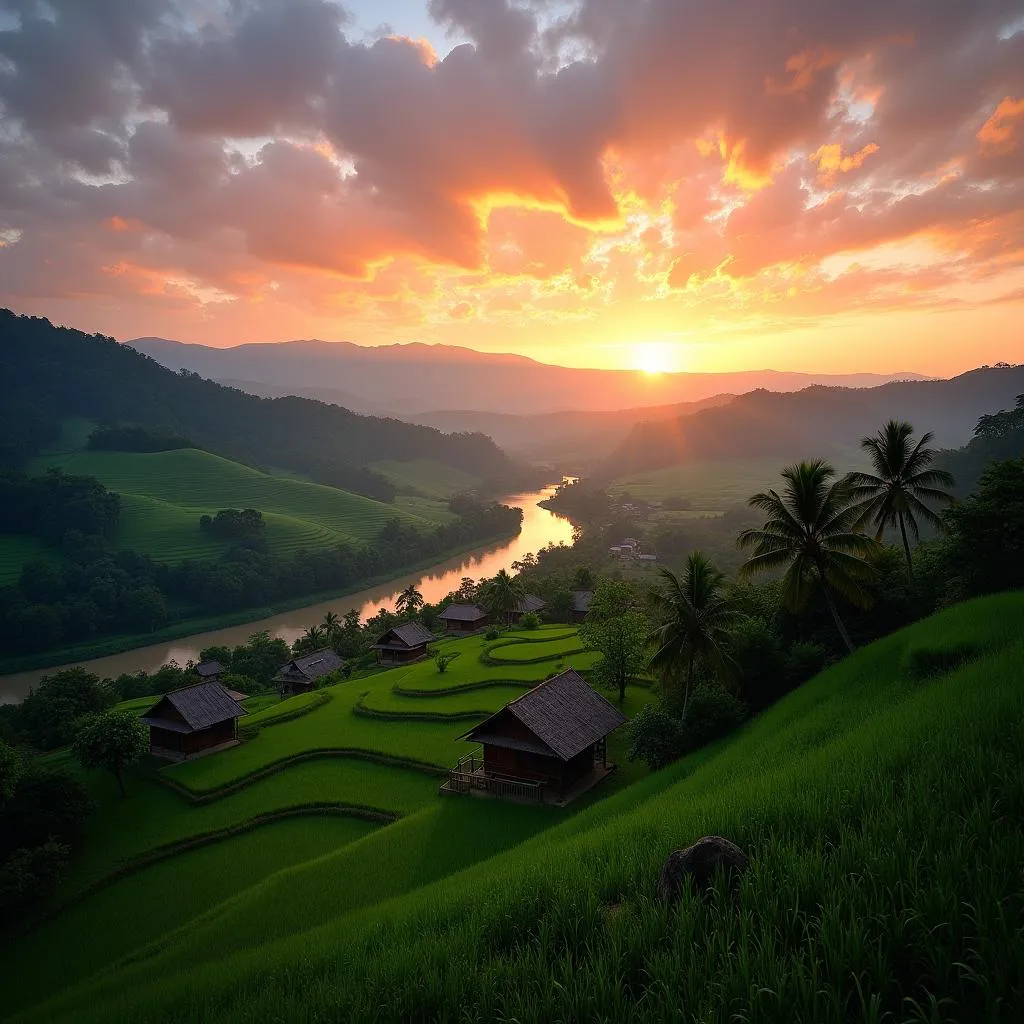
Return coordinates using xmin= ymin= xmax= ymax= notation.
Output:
xmin=656 ymin=835 xmax=748 ymax=905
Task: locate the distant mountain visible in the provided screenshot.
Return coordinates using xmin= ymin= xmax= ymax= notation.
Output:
xmin=409 ymin=395 xmax=736 ymax=467
xmin=215 ymin=378 xmax=393 ymax=418
xmin=1 ymin=311 xmax=529 ymax=501
xmin=602 ymin=366 xmax=1024 ymax=479
xmin=131 ymin=336 xmax=929 ymax=416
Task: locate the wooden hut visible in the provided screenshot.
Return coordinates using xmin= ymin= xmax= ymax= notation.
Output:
xmin=444 ymin=669 xmax=626 ymax=803
xmin=275 ymin=649 xmax=345 ymax=695
xmin=571 ymin=590 xmax=593 ymax=623
xmin=508 ymin=594 xmax=546 ymax=625
xmin=373 ymin=621 xmax=434 ymax=664
xmin=140 ymin=682 xmax=248 ymax=761
xmin=439 ymin=603 xmax=488 ymax=633
xmin=193 ymin=659 xmax=224 ymax=682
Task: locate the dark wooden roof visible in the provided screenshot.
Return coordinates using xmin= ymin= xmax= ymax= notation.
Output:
xmin=439 ymin=603 xmax=487 ymax=622
xmin=515 ymin=594 xmax=546 ymax=613
xmin=462 ymin=669 xmax=626 ymax=761
xmin=277 ymin=648 xmax=344 ymax=682
xmin=373 ymin=621 xmax=434 ymax=650
xmin=572 ymin=590 xmax=593 ymax=613
xmin=140 ymin=682 xmax=247 ymax=734
xmin=195 ymin=660 xmax=224 ymax=678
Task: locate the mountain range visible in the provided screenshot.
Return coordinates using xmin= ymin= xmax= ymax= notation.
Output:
xmin=130 ymin=336 xmax=929 ymax=417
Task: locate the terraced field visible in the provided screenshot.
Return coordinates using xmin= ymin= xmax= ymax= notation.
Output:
xmin=0 ymin=534 xmax=62 ymax=583
xmin=27 ymin=448 xmax=447 ymax=563
xmin=371 ymin=458 xmax=482 ymax=500
xmin=2 ymin=624 xmax=650 ymax=1019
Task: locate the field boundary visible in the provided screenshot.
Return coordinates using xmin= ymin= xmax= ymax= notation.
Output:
xmin=352 ymin=693 xmax=490 ymax=723
xmin=392 ymin=677 xmax=537 ymax=697
xmin=157 ymin=747 xmax=448 ymax=803
xmin=238 ymin=689 xmax=332 ymax=739
xmin=482 ymin=635 xmax=588 ymax=665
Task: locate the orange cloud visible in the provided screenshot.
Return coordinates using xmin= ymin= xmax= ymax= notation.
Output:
xmin=977 ymin=97 xmax=1024 ymax=155
xmin=810 ymin=142 xmax=880 ymax=179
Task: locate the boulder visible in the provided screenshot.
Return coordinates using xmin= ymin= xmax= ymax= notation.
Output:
xmin=656 ymin=835 xmax=748 ymax=905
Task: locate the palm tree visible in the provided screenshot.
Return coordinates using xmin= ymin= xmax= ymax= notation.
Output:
xmin=737 ymin=460 xmax=880 ymax=654
xmin=846 ymin=420 xmax=956 ymax=578
xmin=646 ymin=553 xmax=744 ymax=720
xmin=395 ymin=584 xmax=424 ymax=616
xmin=479 ymin=569 xmax=525 ymax=628
xmin=322 ymin=611 xmax=340 ymax=632
xmin=301 ymin=624 xmax=326 ymax=647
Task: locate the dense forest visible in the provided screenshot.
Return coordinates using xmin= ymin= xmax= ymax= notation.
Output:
xmin=602 ymin=365 xmax=1024 ymax=479
xmin=0 ymin=310 xmax=533 ymax=500
xmin=0 ymin=470 xmax=522 ymax=657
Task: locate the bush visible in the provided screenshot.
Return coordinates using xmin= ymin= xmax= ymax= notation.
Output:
xmin=0 ymin=765 xmax=93 ymax=857
xmin=902 ymin=642 xmax=982 ymax=680
xmin=518 ymin=612 xmax=541 ymax=630
xmin=627 ymin=703 xmax=684 ymax=771
xmin=434 ymin=652 xmax=454 ymax=674
xmin=785 ymin=641 xmax=827 ymax=687
xmin=484 ymin=626 xmax=501 ymax=640
xmin=679 ymin=683 xmax=747 ymax=751
xmin=0 ymin=840 xmax=70 ymax=915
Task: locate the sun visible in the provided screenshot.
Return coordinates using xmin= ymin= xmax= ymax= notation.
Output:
xmin=632 ymin=342 xmax=672 ymax=376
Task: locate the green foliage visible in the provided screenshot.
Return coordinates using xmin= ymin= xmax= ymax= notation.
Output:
xmin=902 ymin=642 xmax=982 ymax=680
xmin=626 ymin=702 xmax=684 ymax=770
xmin=484 ymin=626 xmax=502 ymax=640
xmin=519 ymin=611 xmax=541 ymax=630
xmin=433 ymin=651 xmax=454 ymax=674
xmin=199 ymin=508 xmax=265 ymax=540
xmin=72 ymin=711 xmax=148 ymax=798
xmin=0 ymin=763 xmax=93 ymax=857
xmin=16 ymin=668 xmax=117 ymax=750
xmin=478 ymin=568 xmax=525 ymax=627
xmin=0 ymin=739 xmax=21 ymax=804
xmin=579 ymin=580 xmax=647 ymax=702
xmin=943 ymin=457 xmax=1024 ymax=596
xmin=88 ymin=424 xmax=193 ymax=453
xmin=0 ymin=839 xmax=69 ymax=916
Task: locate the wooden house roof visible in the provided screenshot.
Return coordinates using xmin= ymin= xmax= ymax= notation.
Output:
xmin=195 ymin=660 xmax=224 ymax=678
xmin=277 ymin=648 xmax=344 ymax=682
xmin=515 ymin=594 xmax=546 ymax=613
xmin=572 ymin=590 xmax=593 ymax=613
xmin=140 ymin=682 xmax=247 ymax=735
xmin=461 ymin=669 xmax=626 ymax=761
xmin=439 ymin=603 xmax=487 ymax=622
xmin=374 ymin=621 xmax=435 ymax=650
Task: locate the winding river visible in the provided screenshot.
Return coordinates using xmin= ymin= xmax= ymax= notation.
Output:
xmin=0 ymin=485 xmax=573 ymax=704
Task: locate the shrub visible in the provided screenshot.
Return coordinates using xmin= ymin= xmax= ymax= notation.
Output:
xmin=518 ymin=612 xmax=541 ymax=630
xmin=679 ymin=683 xmax=747 ymax=751
xmin=0 ymin=765 xmax=93 ymax=857
xmin=484 ymin=626 xmax=501 ymax=640
xmin=0 ymin=840 xmax=70 ymax=915
xmin=627 ymin=703 xmax=685 ymax=770
xmin=434 ymin=652 xmax=455 ymax=674
xmin=785 ymin=641 xmax=828 ymax=687
xmin=902 ymin=642 xmax=983 ymax=680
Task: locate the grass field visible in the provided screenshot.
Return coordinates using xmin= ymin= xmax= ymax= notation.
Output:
xmin=24 ymin=447 xmax=450 ymax=564
xmin=0 ymin=534 xmax=63 ymax=583
xmin=1 ymin=623 xmax=652 ymax=1019
xmin=7 ymin=593 xmax=1021 ymax=1023
xmin=371 ymin=459 xmax=482 ymax=500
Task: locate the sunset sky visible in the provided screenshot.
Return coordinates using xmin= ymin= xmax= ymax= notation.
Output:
xmin=1 ymin=0 xmax=1023 ymax=374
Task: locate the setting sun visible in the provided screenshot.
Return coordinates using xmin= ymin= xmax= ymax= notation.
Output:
xmin=633 ymin=343 xmax=673 ymax=376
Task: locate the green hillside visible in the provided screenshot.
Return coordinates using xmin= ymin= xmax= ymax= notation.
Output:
xmin=371 ymin=458 xmax=483 ymax=500
xmin=4 ymin=597 xmax=1022 ymax=1022
xmin=27 ymin=448 xmax=446 ymax=563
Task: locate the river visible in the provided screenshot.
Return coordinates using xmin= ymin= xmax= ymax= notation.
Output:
xmin=0 ymin=485 xmax=573 ymax=704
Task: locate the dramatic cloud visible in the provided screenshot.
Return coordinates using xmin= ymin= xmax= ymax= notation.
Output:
xmin=0 ymin=0 xmax=1023 ymax=372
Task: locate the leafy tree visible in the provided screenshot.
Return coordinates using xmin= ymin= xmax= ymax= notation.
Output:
xmin=627 ymin=703 xmax=684 ymax=770
xmin=72 ymin=710 xmax=148 ymax=798
xmin=395 ymin=584 xmax=424 ymax=617
xmin=0 ymin=840 xmax=70 ymax=915
xmin=847 ymin=420 xmax=955 ymax=577
xmin=943 ymin=457 xmax=1024 ymax=596
xmin=17 ymin=668 xmax=116 ymax=750
xmin=0 ymin=765 xmax=93 ymax=856
xmin=0 ymin=740 xmax=21 ymax=805
xmin=579 ymin=580 xmax=647 ymax=702
xmin=519 ymin=611 xmax=541 ymax=630
xmin=479 ymin=569 xmax=525 ymax=628
xmin=738 ymin=460 xmax=880 ymax=654
xmin=646 ymin=553 xmax=744 ymax=720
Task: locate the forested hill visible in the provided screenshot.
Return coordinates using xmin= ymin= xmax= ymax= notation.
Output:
xmin=601 ymin=365 xmax=1024 ymax=479
xmin=0 ymin=311 xmax=525 ymax=501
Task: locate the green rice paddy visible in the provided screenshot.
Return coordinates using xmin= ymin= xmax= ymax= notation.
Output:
xmin=371 ymin=458 xmax=483 ymax=500
xmin=8 ymin=596 xmax=1022 ymax=1024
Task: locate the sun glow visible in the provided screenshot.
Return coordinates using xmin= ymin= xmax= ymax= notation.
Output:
xmin=632 ymin=342 xmax=673 ymax=375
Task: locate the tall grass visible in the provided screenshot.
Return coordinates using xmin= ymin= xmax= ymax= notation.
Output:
xmin=21 ymin=593 xmax=1021 ymax=1024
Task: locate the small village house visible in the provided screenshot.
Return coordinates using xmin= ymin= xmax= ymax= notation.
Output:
xmin=140 ymin=681 xmax=248 ymax=761
xmin=508 ymin=594 xmax=546 ymax=625
xmin=193 ymin=659 xmax=224 ymax=683
xmin=439 ymin=603 xmax=488 ymax=633
xmin=442 ymin=669 xmax=626 ymax=805
xmin=275 ymin=648 xmax=345 ymax=695
xmin=571 ymin=590 xmax=592 ymax=623
xmin=373 ymin=621 xmax=435 ymax=663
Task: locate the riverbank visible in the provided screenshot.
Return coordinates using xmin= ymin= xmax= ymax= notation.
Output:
xmin=0 ymin=529 xmax=519 ymax=679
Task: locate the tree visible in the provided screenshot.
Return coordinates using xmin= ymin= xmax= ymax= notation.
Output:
xmin=738 ymin=460 xmax=880 ymax=654
xmin=847 ymin=420 xmax=955 ymax=577
xmin=478 ymin=569 xmax=525 ymax=628
xmin=72 ymin=710 xmax=148 ymax=798
xmin=579 ymin=580 xmax=647 ymax=702
xmin=17 ymin=667 xmax=116 ymax=750
xmin=0 ymin=740 xmax=20 ymax=805
xmin=943 ymin=457 xmax=1024 ymax=596
xmin=646 ymin=553 xmax=744 ymax=721
xmin=321 ymin=610 xmax=341 ymax=634
xmin=395 ymin=584 xmax=424 ymax=617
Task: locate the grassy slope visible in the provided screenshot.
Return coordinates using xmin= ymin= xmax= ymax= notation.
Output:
xmin=20 ymin=593 xmax=1022 ymax=1024
xmin=371 ymin=459 xmax=482 ymax=500
xmin=28 ymin=448 xmax=444 ymax=563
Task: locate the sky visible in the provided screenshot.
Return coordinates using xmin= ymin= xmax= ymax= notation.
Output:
xmin=1 ymin=1 xmax=1023 ymax=375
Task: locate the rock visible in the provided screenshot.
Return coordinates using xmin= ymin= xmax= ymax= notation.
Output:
xmin=656 ymin=836 xmax=748 ymax=905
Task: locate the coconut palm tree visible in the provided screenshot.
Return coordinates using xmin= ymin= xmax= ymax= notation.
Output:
xmin=846 ymin=420 xmax=956 ymax=578
xmin=479 ymin=569 xmax=525 ymax=628
xmin=321 ymin=611 xmax=340 ymax=632
xmin=646 ymin=552 xmax=744 ymax=720
xmin=301 ymin=624 xmax=326 ymax=648
xmin=737 ymin=460 xmax=880 ymax=654
xmin=395 ymin=584 xmax=424 ymax=616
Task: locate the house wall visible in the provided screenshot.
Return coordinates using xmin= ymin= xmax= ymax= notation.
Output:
xmin=182 ymin=719 xmax=236 ymax=755
xmin=444 ymin=618 xmax=485 ymax=633
xmin=379 ymin=645 xmax=425 ymax=663
xmin=149 ymin=726 xmax=184 ymax=754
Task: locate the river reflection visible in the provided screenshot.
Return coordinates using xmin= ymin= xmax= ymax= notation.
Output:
xmin=0 ymin=485 xmax=573 ymax=703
